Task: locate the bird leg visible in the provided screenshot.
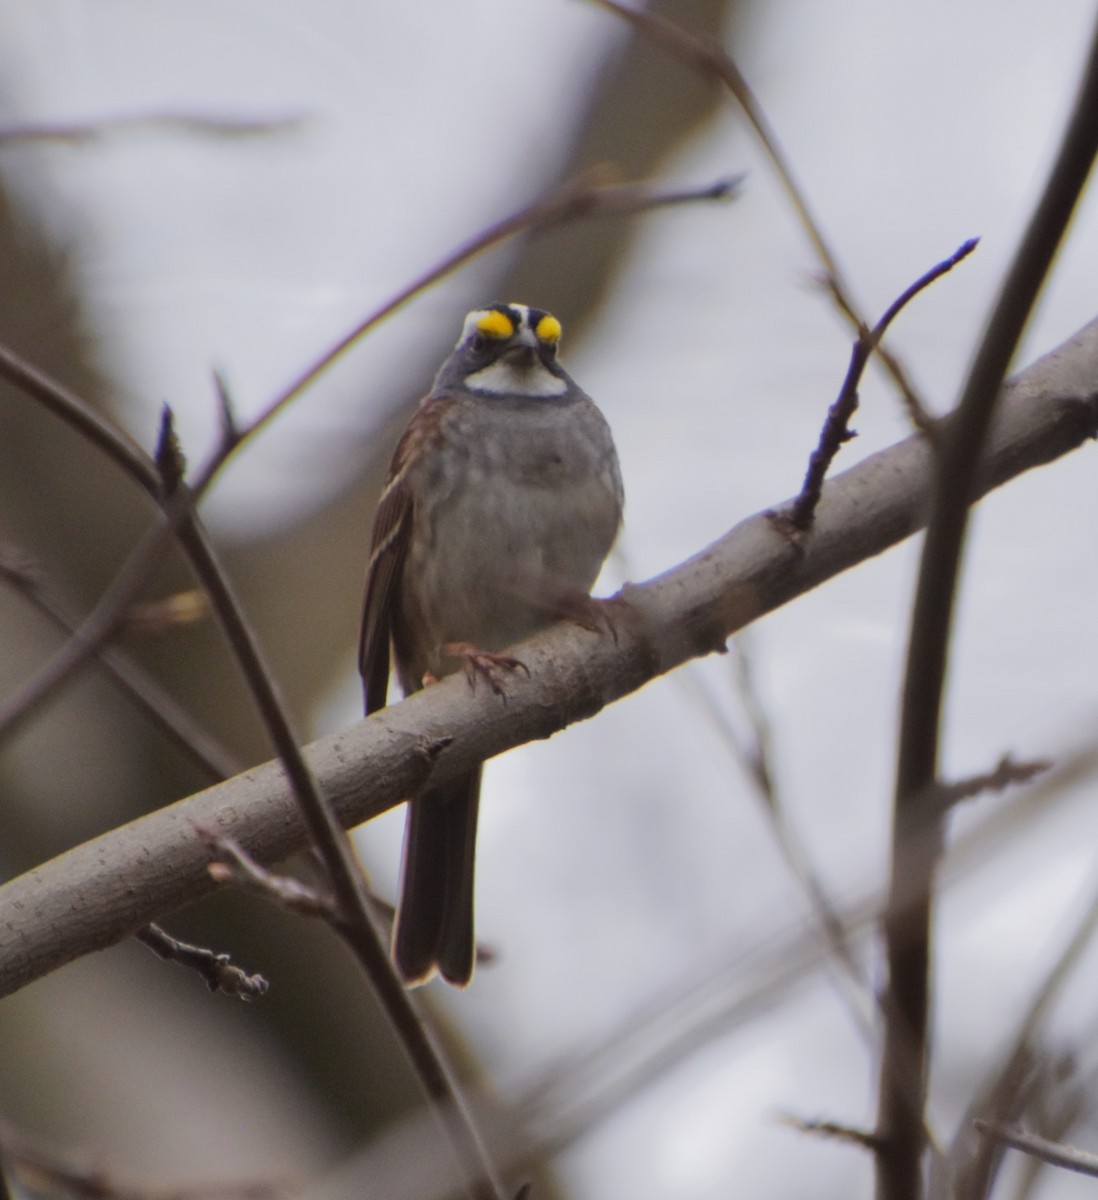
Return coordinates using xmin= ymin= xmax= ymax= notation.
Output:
xmin=550 ymin=589 xmax=620 ymax=640
xmin=442 ymin=641 xmax=531 ymax=696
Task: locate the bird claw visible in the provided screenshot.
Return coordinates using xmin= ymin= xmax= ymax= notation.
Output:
xmin=442 ymin=642 xmax=530 ymax=696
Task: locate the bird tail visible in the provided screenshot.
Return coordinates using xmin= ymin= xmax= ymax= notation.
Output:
xmin=392 ymin=768 xmax=482 ymax=986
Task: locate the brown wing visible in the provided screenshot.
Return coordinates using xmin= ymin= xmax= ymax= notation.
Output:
xmin=358 ymin=462 xmax=414 ymax=715
xmin=359 ymin=394 xmax=455 ymax=714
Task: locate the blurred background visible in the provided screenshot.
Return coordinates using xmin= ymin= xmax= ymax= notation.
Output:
xmin=1 ymin=2 xmax=1098 ymax=1197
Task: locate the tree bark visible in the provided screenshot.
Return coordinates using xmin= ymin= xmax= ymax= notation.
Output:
xmin=1 ymin=316 xmax=1096 ymax=1000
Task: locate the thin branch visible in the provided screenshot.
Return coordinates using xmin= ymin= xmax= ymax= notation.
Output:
xmin=933 ymin=755 xmax=1052 ymax=815
xmin=0 ymin=176 xmax=726 ymax=1200
xmin=507 ymin=749 xmax=1097 ymax=1169
xmin=0 ymin=547 xmax=240 ymax=781
xmin=778 ymin=1114 xmax=881 ymax=1154
xmin=169 ymin=479 xmax=507 ymax=1200
xmin=0 ymin=515 xmax=199 ymax=740
xmin=675 ymin=641 xmax=878 ymax=1041
xmin=877 ymin=16 xmax=1098 ymax=1200
xmin=199 ymin=827 xmax=497 ymax=970
xmin=681 ymin=642 xmax=952 ymax=1164
xmin=197 ymin=826 xmax=339 ymax=921
xmin=586 ymin=0 xmax=931 ymax=421
xmin=0 ymin=109 xmax=308 ymax=145
xmin=1 ymin=378 xmax=503 ymax=1198
xmin=973 ymin=1122 xmax=1098 ymax=1180
xmin=0 ymin=174 xmax=734 ymax=1200
xmin=228 ymin=171 xmax=735 ymax=456
xmin=942 ymin=876 xmax=1098 ymax=1200
xmin=0 ymin=316 xmax=1093 ymax=999
xmin=789 ymin=239 xmax=978 ymax=531
xmin=134 ymin=923 xmax=269 ymax=1001
xmin=0 ymin=1120 xmax=297 ymax=1200
xmin=729 ymin=637 xmax=778 ymax=802
xmin=0 ymin=172 xmax=733 ymax=740
xmin=0 ymin=343 xmax=160 ymax=491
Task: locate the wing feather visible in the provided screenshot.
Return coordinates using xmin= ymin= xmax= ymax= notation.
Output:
xmin=358 ymin=465 xmax=413 ymax=714
xmin=359 ymin=395 xmax=455 ymax=713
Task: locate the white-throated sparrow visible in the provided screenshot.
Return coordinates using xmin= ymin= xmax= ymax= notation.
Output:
xmin=359 ymin=302 xmax=623 ymax=985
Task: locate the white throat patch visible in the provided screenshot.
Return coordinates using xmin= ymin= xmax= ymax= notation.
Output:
xmin=464 ymin=359 xmax=568 ymax=397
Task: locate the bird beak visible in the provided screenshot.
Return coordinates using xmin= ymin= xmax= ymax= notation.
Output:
xmin=502 ymin=329 xmax=539 ymax=368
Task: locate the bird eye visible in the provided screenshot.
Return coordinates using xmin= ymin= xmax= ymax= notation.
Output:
xmin=469 ymin=334 xmax=489 ymax=355
xmin=535 ymin=313 xmax=562 ymax=346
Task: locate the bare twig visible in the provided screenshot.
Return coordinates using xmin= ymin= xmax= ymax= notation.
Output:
xmin=941 ymin=877 xmax=1098 ymax=1199
xmin=213 ymin=368 xmax=242 ymax=449
xmin=681 ymin=639 xmax=950 ymax=1165
xmin=0 ymin=110 xmax=308 ymax=145
xmin=0 ymin=515 xmax=202 ymax=741
xmin=973 ymin=1121 xmax=1098 ymax=1180
xmin=0 ymin=318 xmax=1094 ymax=999
xmin=877 ymin=16 xmax=1098 ymax=1200
xmin=196 ymin=826 xmax=339 ymax=921
xmin=233 ymin=171 xmax=736 ymax=454
xmin=0 ymin=173 xmax=735 ymax=1200
xmin=134 ymin=923 xmax=269 ymax=1001
xmin=1 ymin=174 xmax=729 ymax=1200
xmin=933 ymin=755 xmax=1052 ymax=815
xmin=0 ymin=343 xmax=160 ymax=490
xmin=198 ymin=827 xmax=496 ymax=970
xmin=0 ymin=174 xmax=728 ymax=731
xmin=0 ymin=172 xmax=734 ymax=740
xmin=0 ymin=1119 xmax=297 ymax=1200
xmin=728 ymin=638 xmax=777 ymax=799
xmin=778 ymin=1113 xmax=881 ymax=1153
xmin=789 ymin=239 xmax=978 ymax=531
xmin=0 ymin=372 xmax=510 ymax=1194
xmin=675 ymin=640 xmax=877 ymax=1041
xmin=585 ymin=0 xmax=931 ymax=421
xmin=355 ymin=745 xmax=1093 ymax=1185
xmin=0 ymin=546 xmax=239 ymax=781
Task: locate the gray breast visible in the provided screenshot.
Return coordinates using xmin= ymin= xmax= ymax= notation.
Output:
xmin=405 ymin=390 xmax=623 ymax=663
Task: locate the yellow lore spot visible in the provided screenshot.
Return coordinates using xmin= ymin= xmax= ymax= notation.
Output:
xmin=475 ymin=310 xmax=515 ymax=340
xmin=535 ymin=313 xmax=562 ymax=344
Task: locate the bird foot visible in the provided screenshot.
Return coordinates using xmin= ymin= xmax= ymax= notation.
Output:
xmin=554 ymin=592 xmax=620 ymax=643
xmin=442 ymin=642 xmax=531 ymax=696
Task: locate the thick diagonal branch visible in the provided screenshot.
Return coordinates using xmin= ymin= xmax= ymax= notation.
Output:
xmin=0 ymin=319 xmax=1095 ymax=1000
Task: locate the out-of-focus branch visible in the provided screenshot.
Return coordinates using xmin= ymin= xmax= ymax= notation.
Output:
xmin=0 ymin=547 xmax=239 ymax=781
xmin=0 ymin=315 xmax=1094 ymax=999
xmin=0 ymin=110 xmax=308 ymax=145
xmin=0 ymin=174 xmax=732 ymax=1200
xmin=0 ymin=174 xmax=733 ymax=740
xmin=973 ymin=1122 xmax=1098 ymax=1180
xmin=586 ymin=0 xmax=930 ymax=421
xmin=327 ymin=734 xmax=1089 ymax=1190
xmin=877 ymin=16 xmax=1098 ymax=1200
xmin=0 ymin=1119 xmax=297 ymax=1200
xmin=675 ymin=640 xmax=877 ymax=1041
xmin=940 ymin=874 xmax=1098 ymax=1199
xmin=237 ymin=171 xmax=735 ymax=451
